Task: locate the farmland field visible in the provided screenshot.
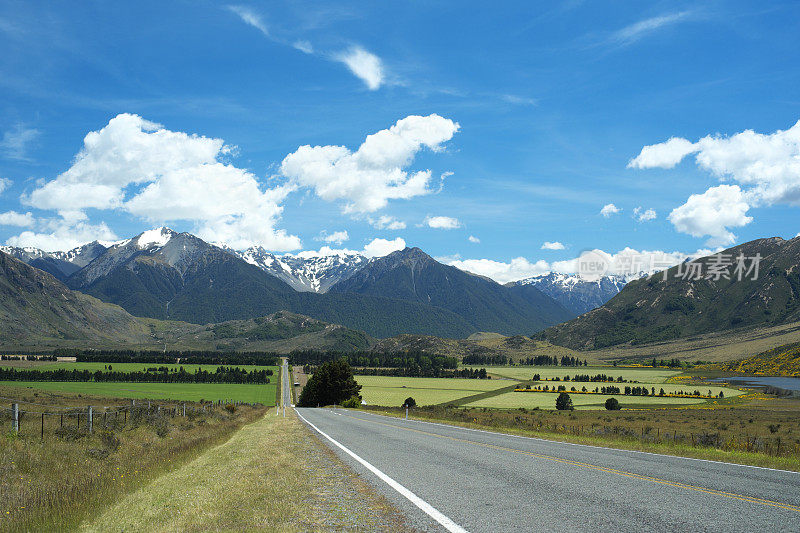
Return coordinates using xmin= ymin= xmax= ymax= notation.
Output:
xmin=0 ymin=380 xmax=277 ymax=404
xmin=465 ymin=365 xmax=681 ymax=383
xmin=355 ymin=376 xmax=509 ymax=407
xmin=0 ymin=361 xmax=277 ymax=373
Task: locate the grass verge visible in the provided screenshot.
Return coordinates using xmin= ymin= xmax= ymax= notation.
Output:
xmin=0 ymin=390 xmax=265 ymax=532
xmin=81 ymin=410 xmax=412 ymax=532
xmin=359 ymin=404 xmax=800 ymax=472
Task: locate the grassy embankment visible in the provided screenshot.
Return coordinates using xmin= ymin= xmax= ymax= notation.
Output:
xmin=0 ymin=386 xmax=266 ymax=532
xmin=81 ymin=410 xmax=411 ymax=532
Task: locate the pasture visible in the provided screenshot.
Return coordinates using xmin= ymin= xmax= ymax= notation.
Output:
xmin=0 ymin=361 xmax=277 ymax=373
xmin=0 ymin=380 xmax=277 ymax=404
xmin=355 ymin=376 xmax=508 ymax=407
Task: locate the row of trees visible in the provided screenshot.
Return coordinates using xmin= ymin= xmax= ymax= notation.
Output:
xmin=313 ymin=366 xmax=489 ymax=379
xmin=463 ymin=354 xmax=589 ymax=366
xmin=0 ymin=366 xmax=272 ymax=384
xmin=290 ymin=349 xmax=458 ymax=371
xmin=58 ymin=349 xmax=279 ymax=366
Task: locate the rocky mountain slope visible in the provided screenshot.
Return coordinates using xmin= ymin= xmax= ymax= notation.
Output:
xmin=328 ymin=247 xmax=572 ymax=334
xmin=0 ymin=251 xmax=149 ymax=344
xmin=538 ymin=237 xmax=800 ymax=350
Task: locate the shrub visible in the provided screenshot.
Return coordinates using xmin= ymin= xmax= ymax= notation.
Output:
xmin=341 ymin=396 xmax=361 ymax=408
xmin=555 ymin=392 xmax=574 ymax=411
xmin=403 ymin=397 xmax=417 ymax=408
xmin=605 ymin=397 xmax=621 ymax=410
xmin=224 ymin=403 xmax=236 ymax=414
xmin=297 ymin=359 xmax=362 ymax=407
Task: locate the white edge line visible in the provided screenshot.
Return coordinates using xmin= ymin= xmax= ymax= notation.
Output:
xmin=350 ymin=409 xmax=800 ymax=476
xmin=296 ymin=409 xmax=468 ymax=533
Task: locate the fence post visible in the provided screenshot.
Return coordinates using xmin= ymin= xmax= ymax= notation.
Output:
xmin=87 ymin=406 xmax=93 ymax=434
xmin=41 ymin=413 xmax=44 ymax=439
xmin=11 ymin=403 xmax=18 ymax=433
xmin=182 ymin=404 xmax=186 ymax=417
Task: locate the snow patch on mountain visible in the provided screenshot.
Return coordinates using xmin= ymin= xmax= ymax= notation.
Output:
xmin=513 ymin=272 xmax=644 ymax=316
xmin=137 ymin=227 xmax=174 ymax=248
xmin=233 ymin=246 xmax=368 ymax=293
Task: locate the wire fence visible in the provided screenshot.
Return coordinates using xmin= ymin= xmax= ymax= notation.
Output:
xmin=1 ymin=398 xmax=260 ymax=439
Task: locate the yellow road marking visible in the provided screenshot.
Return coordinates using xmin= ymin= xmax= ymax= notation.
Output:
xmin=337 ymin=411 xmax=800 ymax=514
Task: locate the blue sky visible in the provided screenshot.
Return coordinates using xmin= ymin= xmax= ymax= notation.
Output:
xmin=1 ymin=1 xmax=799 ymax=282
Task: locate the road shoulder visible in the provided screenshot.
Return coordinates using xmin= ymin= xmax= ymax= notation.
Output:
xmin=80 ymin=409 xmax=413 ymax=532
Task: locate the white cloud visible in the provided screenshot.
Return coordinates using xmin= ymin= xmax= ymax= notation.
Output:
xmin=424 ymin=215 xmax=461 ymax=229
xmin=600 ymin=203 xmax=621 ymax=217
xmin=610 ymin=11 xmax=692 ymax=45
xmin=468 ymin=235 xmax=480 ymax=244
xmin=226 ymin=5 xmax=269 ymax=36
xmin=668 ymin=185 xmax=752 ymax=246
xmin=633 ymin=120 xmax=800 ymax=244
xmin=445 ymin=257 xmax=551 ymax=284
xmin=501 ymin=94 xmax=538 ymax=106
xmin=6 ymin=214 xmax=117 ymax=251
xmin=281 ymin=114 xmax=459 ymax=213
xmin=444 ymin=247 xmax=711 ymax=284
xmin=19 ymin=113 xmax=301 ymax=251
xmin=633 ymin=207 xmax=657 ymax=222
xmin=541 ymin=241 xmax=565 ymax=250
xmin=0 ymin=177 xmax=11 ymax=195
xmin=1 ymin=124 xmax=40 ymax=161
xmin=369 ymin=215 xmax=406 ymax=230
xmin=362 ymin=237 xmax=406 ymax=258
xmin=317 ymin=230 xmax=349 ymax=245
xmin=0 ymin=211 xmax=34 ymax=227
xmin=628 ymin=137 xmax=697 ymax=169
xmin=334 ymin=46 xmax=384 ymax=90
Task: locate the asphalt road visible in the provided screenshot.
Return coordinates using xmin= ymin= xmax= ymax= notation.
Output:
xmin=296 ymin=408 xmax=800 ymax=532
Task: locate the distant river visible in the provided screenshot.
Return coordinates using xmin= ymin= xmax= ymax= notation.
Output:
xmin=710 ymin=376 xmax=800 ymax=392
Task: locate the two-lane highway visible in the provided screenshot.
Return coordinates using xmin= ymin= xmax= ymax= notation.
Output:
xmin=297 ymin=408 xmax=800 ymax=532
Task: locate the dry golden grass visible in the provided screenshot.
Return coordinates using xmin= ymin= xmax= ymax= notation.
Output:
xmin=0 ymin=386 xmax=265 ymax=533
xmin=81 ymin=410 xmax=411 ymax=532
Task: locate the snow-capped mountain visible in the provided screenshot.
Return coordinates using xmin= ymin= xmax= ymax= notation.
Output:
xmin=0 ymin=241 xmax=108 ymax=280
xmin=512 ymin=272 xmax=640 ymax=316
xmin=234 ymin=247 xmax=368 ymax=293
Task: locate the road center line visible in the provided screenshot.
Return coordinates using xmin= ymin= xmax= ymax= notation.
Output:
xmin=338 ymin=410 xmax=800 ymax=514
xmin=296 ymin=410 xmax=469 ymax=533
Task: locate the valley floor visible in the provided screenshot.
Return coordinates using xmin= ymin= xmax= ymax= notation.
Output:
xmin=80 ymin=409 xmax=412 ymax=532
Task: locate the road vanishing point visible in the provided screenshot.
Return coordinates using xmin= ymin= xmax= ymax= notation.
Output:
xmin=296 ymin=407 xmax=800 ymax=532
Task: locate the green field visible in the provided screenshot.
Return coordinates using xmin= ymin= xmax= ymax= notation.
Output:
xmin=465 ymin=365 xmax=682 ymax=383
xmin=0 ymin=381 xmax=277 ymax=404
xmin=355 ymin=376 xmax=509 ymax=407
xmin=0 ymin=361 xmax=277 ymax=373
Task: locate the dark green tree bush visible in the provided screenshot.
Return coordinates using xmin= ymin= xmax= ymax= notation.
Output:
xmin=297 ymin=359 xmax=361 ymax=407
xmin=604 ymin=397 xmax=621 ymax=410
xmin=403 ymin=397 xmax=416 ymax=408
xmin=555 ymin=392 xmax=574 ymax=411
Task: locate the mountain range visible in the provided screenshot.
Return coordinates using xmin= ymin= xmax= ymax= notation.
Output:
xmin=538 ymin=236 xmax=800 ymax=350
xmin=2 ymin=227 xmax=583 ymax=339
xmin=508 ymin=272 xmax=632 ymax=316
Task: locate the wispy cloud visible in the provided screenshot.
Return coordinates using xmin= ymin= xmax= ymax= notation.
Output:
xmin=334 ymin=46 xmax=384 ymax=90
xmin=1 ymin=124 xmax=40 ymax=161
xmin=226 ymin=5 xmax=269 ymax=36
xmin=225 ymin=7 xmax=386 ymax=90
xmin=609 ymin=11 xmax=692 ymax=46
